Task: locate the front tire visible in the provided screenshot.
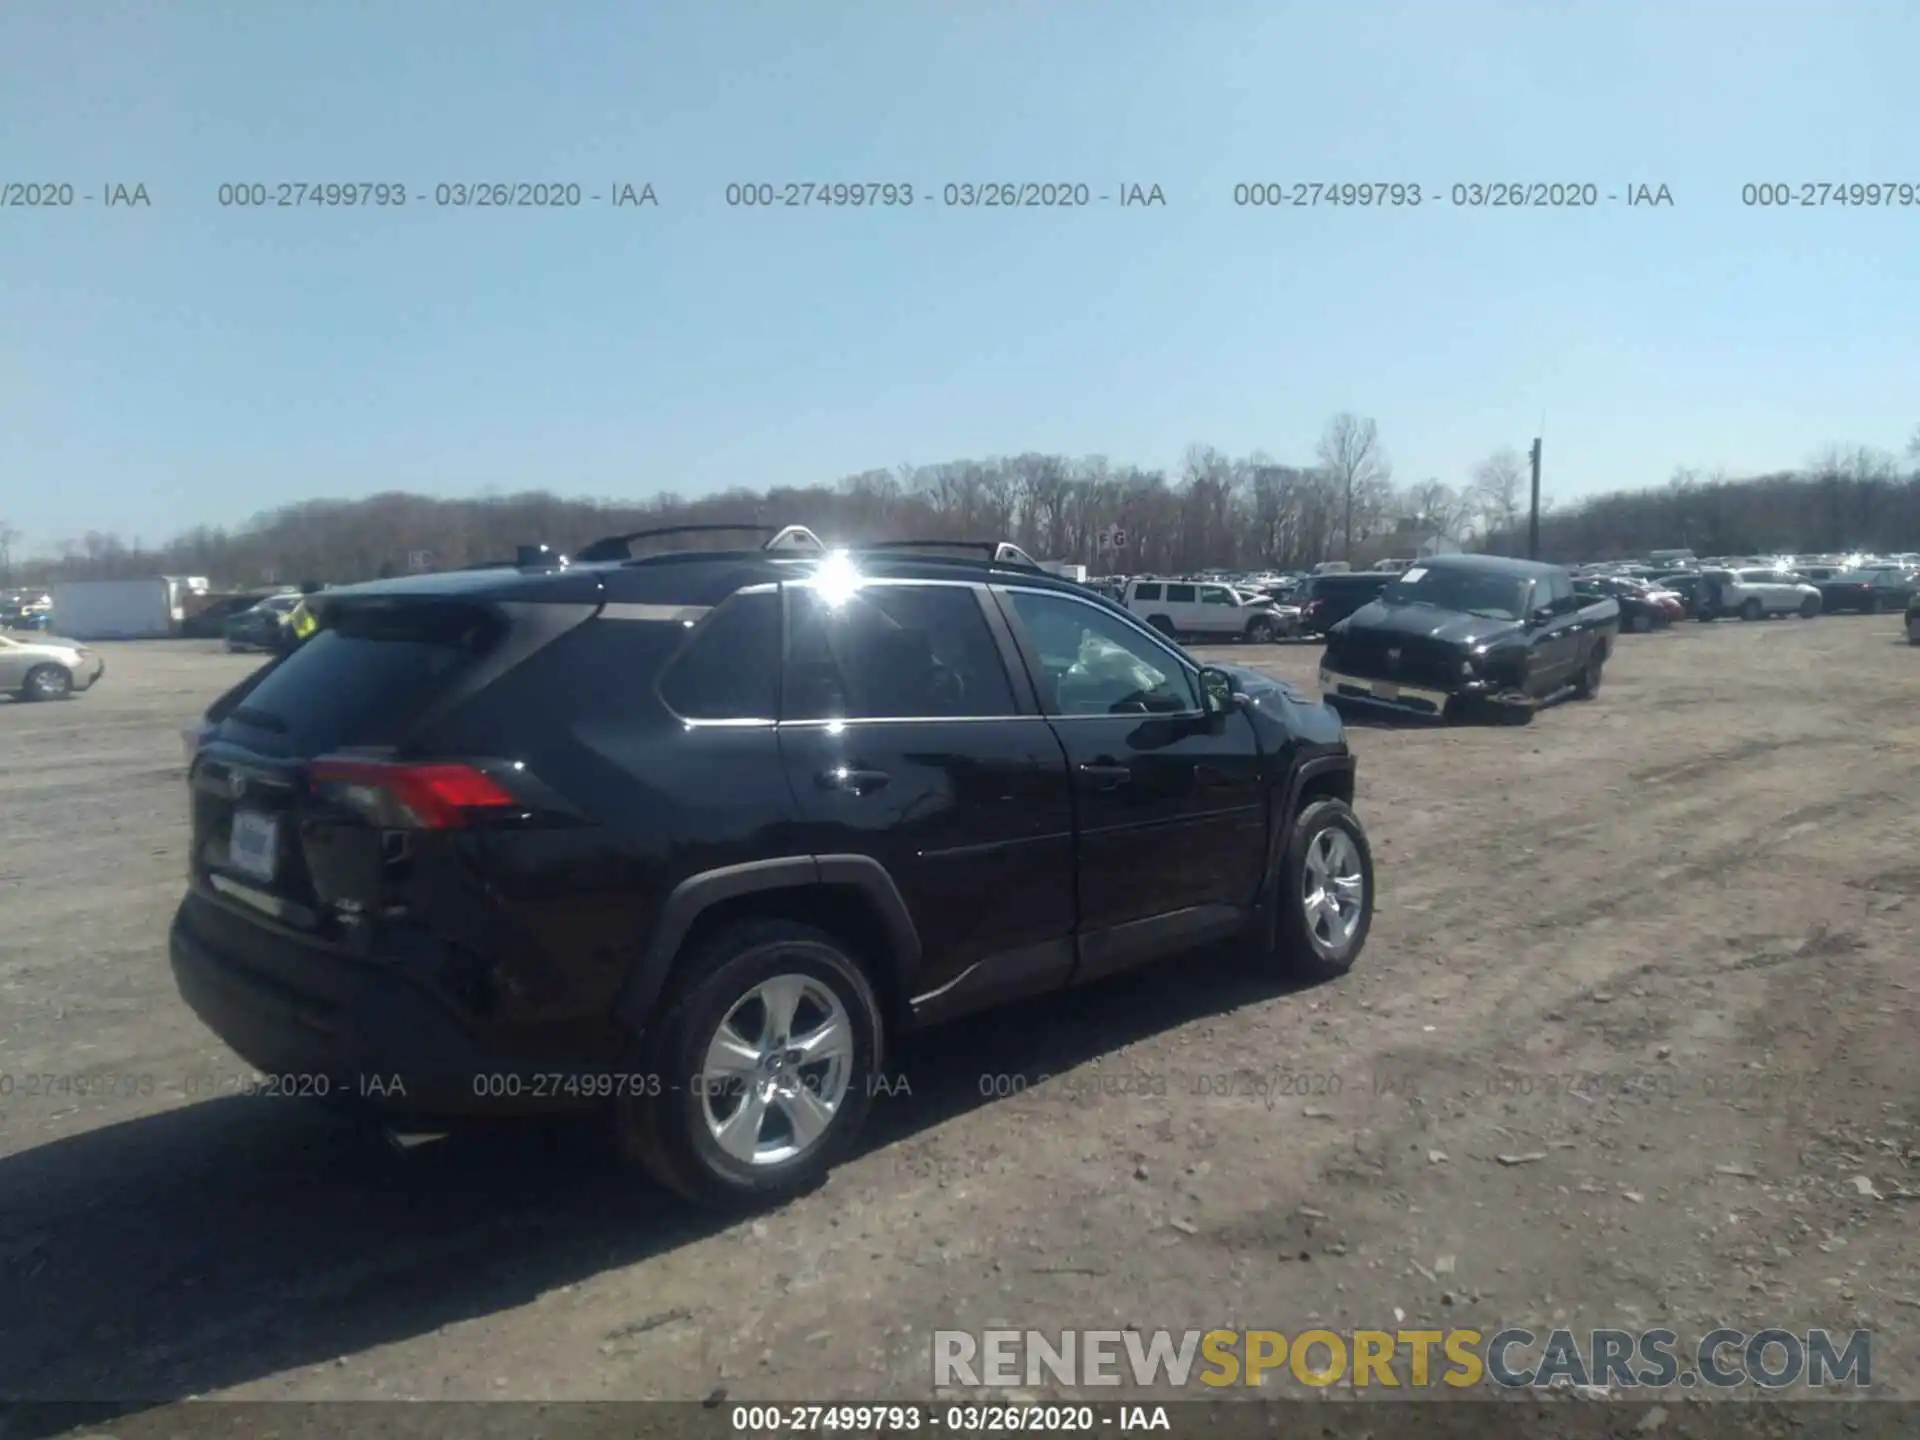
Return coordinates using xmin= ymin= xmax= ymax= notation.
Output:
xmin=1740 ymin=598 xmax=1764 ymax=622
xmin=22 ymin=664 xmax=72 ymax=701
xmin=1800 ymin=596 xmax=1820 ymax=619
xmin=1147 ymin=614 xmax=1176 ymax=639
xmin=1268 ymin=798 xmax=1373 ymax=980
xmin=1864 ymin=594 xmax=1882 ymax=615
xmin=1629 ymin=611 xmax=1651 ymax=634
xmin=1573 ymin=648 xmax=1605 ymax=699
xmin=1245 ymin=615 xmax=1277 ymax=643
xmin=612 ymin=919 xmax=883 ymax=1207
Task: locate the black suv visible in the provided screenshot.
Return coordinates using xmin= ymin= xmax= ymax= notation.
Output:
xmin=1297 ymin=572 xmax=1395 ymax=636
xmin=170 ymin=527 xmax=1373 ymax=1205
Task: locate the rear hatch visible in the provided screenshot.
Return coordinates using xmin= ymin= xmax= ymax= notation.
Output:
xmin=188 ymin=596 xmax=534 ymax=941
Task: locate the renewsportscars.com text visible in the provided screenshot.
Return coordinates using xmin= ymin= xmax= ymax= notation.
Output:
xmin=933 ymin=1327 xmax=1870 ymax=1390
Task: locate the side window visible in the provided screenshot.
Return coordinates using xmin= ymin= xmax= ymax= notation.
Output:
xmin=1004 ymin=590 xmax=1199 ymax=717
xmin=1132 ymin=582 xmax=1162 ymax=601
xmin=659 ymin=591 xmax=782 ymax=720
xmin=1547 ymin=571 xmax=1576 ymax=610
xmin=1200 ymin=585 xmax=1235 ymax=605
xmin=1165 ymin=583 xmax=1196 ymax=604
xmin=785 ymin=583 xmax=1016 ymax=721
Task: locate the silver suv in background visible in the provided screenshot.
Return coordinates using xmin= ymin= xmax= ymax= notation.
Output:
xmin=1120 ymin=578 xmax=1298 ymax=642
xmin=1699 ymin=567 xmax=1822 ymax=621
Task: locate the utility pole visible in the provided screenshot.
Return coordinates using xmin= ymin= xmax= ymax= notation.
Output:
xmin=1343 ymin=484 xmax=1354 ymax=564
xmin=1527 ymin=437 xmax=1543 ymax=560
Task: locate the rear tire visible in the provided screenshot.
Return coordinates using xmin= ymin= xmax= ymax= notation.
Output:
xmin=22 ymin=664 xmax=71 ymax=701
xmin=1864 ymin=595 xmax=1882 ymax=615
xmin=1629 ymin=611 xmax=1651 ymax=633
xmin=1245 ymin=615 xmax=1277 ymax=643
xmin=1740 ymin=598 xmax=1764 ymax=622
xmin=1266 ymin=798 xmax=1373 ymax=980
xmin=1799 ymin=596 xmax=1820 ymax=619
xmin=611 ymin=919 xmax=883 ymax=1208
xmin=1147 ymin=615 xmax=1176 ymax=638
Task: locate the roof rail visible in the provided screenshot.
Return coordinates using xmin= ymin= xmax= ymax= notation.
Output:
xmin=571 ymin=523 xmax=825 ymax=565
xmin=764 ymin=524 xmax=826 ymax=553
xmin=857 ymin=539 xmax=1043 ymax=570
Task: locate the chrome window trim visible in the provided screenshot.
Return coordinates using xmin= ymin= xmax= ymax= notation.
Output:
xmin=600 ymin=602 xmax=714 ymax=624
xmin=775 ymin=714 xmax=1044 ymax=728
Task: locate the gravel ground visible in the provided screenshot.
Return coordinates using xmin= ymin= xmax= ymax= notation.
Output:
xmin=1 ymin=617 xmax=1916 ymax=1428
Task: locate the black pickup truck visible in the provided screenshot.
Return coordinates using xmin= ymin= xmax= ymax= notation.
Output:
xmin=1317 ymin=554 xmax=1620 ymax=721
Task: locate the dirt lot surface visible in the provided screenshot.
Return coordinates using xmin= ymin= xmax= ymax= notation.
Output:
xmin=2 ymin=619 xmax=1917 ymax=1428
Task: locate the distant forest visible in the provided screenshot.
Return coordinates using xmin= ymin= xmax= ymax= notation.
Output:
xmin=7 ymin=415 xmax=1919 ymax=588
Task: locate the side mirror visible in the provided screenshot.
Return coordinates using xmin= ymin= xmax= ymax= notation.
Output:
xmin=1197 ymin=666 xmax=1241 ymax=714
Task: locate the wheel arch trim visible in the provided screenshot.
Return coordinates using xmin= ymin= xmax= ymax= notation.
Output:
xmin=614 ymin=854 xmax=922 ymax=1032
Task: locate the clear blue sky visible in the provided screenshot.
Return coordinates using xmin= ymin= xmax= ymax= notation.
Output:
xmin=4 ymin=0 xmax=1917 ymax=554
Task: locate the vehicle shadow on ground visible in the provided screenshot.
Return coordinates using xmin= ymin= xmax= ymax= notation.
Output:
xmin=0 ymin=944 xmax=1315 ymax=1426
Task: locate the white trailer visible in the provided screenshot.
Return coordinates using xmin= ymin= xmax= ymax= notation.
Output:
xmin=49 ymin=577 xmax=187 ymax=639
xmin=1041 ymin=561 xmax=1088 ymax=583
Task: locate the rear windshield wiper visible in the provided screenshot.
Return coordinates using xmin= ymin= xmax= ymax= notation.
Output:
xmin=228 ymin=705 xmax=289 ymax=734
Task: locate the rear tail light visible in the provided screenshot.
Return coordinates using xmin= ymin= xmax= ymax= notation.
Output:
xmin=309 ymin=757 xmax=519 ymax=829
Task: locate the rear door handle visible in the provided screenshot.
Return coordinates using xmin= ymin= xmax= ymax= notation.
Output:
xmin=1077 ymin=762 xmax=1132 ymax=790
xmin=817 ymin=766 xmax=890 ymax=795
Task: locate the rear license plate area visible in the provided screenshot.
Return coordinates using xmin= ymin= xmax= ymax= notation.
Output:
xmin=228 ymin=809 xmax=280 ymax=883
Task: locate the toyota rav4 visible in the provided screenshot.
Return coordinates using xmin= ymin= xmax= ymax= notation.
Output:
xmin=170 ymin=527 xmax=1375 ymax=1205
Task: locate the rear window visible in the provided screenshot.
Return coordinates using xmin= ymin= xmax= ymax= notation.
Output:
xmin=659 ymin=592 xmax=781 ymax=720
xmin=1320 ymin=576 xmax=1383 ymax=596
xmin=219 ymin=601 xmax=498 ymax=754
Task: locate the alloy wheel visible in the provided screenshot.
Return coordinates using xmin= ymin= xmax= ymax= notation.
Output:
xmin=698 ymin=974 xmax=854 ymax=1167
xmin=1301 ymin=827 xmax=1365 ymax=954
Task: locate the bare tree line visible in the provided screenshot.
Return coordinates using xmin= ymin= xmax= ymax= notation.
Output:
xmin=6 ymin=418 xmax=1920 ymax=590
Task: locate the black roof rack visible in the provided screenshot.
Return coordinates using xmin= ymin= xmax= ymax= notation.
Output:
xmin=571 ymin=523 xmax=826 ymax=565
xmin=856 ymin=539 xmax=1043 ymax=571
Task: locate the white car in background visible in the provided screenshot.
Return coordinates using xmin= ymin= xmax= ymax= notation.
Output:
xmin=1120 ymin=577 xmax=1298 ymax=642
xmin=0 ymin=631 xmax=105 ymax=700
xmin=1716 ymin=566 xmax=1822 ymax=621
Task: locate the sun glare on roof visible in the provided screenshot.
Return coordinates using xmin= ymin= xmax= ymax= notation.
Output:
xmin=812 ymin=549 xmax=865 ymax=607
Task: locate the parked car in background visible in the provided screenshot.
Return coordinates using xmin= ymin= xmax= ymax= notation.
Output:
xmin=1296 ymin=572 xmax=1395 ymax=637
xmin=1815 ymin=566 xmax=1920 ymax=615
xmin=1319 ymin=555 xmax=1620 ymax=722
xmin=1119 ymin=577 xmax=1296 ymax=642
xmin=181 ymin=593 xmax=271 ymax=639
xmin=0 ymin=631 xmax=105 ymax=701
xmin=1908 ymin=591 xmax=1920 ymax=645
xmin=1650 ymin=572 xmax=1706 ymax=617
xmin=168 ymin=526 xmax=1374 ymax=1205
xmin=224 ymin=594 xmax=302 ymax=652
xmin=1696 ymin=567 xmax=1821 ymax=621
xmin=1 ymin=594 xmax=53 ymax=630
xmin=1575 ymin=575 xmax=1670 ymax=633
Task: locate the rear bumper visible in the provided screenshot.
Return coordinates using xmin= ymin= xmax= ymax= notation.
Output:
xmin=168 ymin=892 xmax=622 ymax=1123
